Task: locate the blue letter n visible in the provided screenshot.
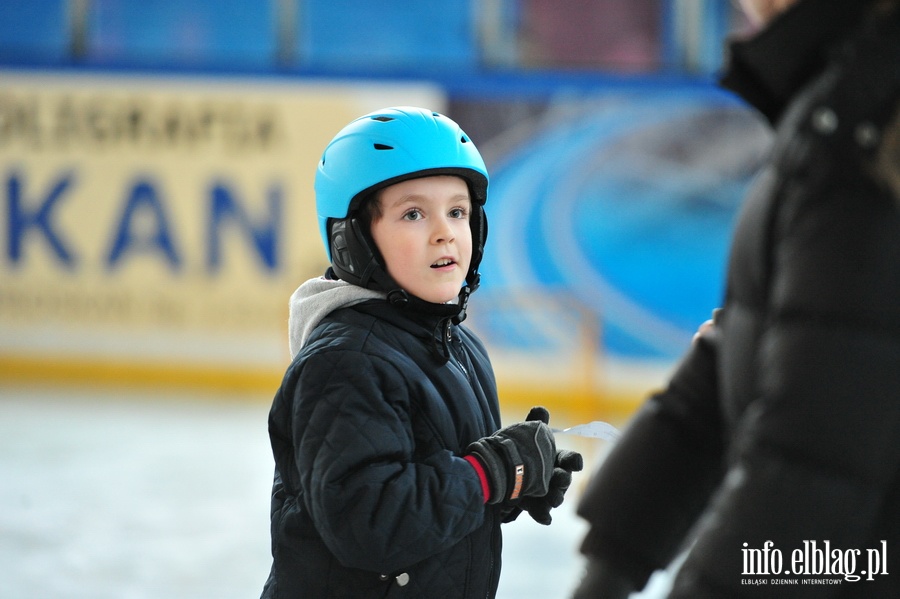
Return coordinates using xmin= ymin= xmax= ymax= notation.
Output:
xmin=207 ymin=182 xmax=281 ymax=273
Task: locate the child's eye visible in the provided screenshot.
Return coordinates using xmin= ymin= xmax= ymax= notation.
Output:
xmin=449 ymin=207 xmax=469 ymax=219
xmin=402 ymin=209 xmax=423 ymax=221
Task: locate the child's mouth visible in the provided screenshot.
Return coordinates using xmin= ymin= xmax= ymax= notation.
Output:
xmin=431 ymin=259 xmax=455 ymax=269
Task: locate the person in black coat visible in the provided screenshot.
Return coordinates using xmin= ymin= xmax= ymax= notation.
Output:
xmin=573 ymin=0 xmax=900 ymax=596
xmin=260 ymin=106 xmax=582 ymax=599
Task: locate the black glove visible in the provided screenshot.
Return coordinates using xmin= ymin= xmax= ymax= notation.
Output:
xmin=520 ymin=449 xmax=583 ymax=524
xmin=514 ymin=407 xmax=584 ymax=525
xmin=572 ymin=557 xmax=635 ymax=599
xmin=466 ymin=406 xmax=556 ymax=504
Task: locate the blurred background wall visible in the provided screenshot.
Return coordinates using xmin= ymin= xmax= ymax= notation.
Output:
xmin=0 ymin=0 xmax=773 ymax=423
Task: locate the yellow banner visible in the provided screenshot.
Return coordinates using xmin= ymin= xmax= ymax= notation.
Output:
xmin=0 ymin=70 xmax=444 ymax=389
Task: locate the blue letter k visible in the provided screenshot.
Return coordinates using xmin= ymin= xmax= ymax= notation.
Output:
xmin=6 ymin=171 xmax=76 ymax=268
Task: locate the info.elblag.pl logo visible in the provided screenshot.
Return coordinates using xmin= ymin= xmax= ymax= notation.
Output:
xmin=741 ymin=540 xmax=889 ymax=586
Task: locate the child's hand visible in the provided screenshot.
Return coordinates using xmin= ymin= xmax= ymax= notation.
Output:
xmin=513 ymin=408 xmax=583 ymax=525
xmin=518 ymin=448 xmax=583 ymax=525
xmin=466 ymin=407 xmax=557 ymax=504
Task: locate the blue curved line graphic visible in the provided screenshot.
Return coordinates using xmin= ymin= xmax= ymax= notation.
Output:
xmin=478 ymin=91 xmax=765 ymax=360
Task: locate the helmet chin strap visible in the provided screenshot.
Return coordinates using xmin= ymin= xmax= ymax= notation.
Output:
xmin=386 ymin=288 xmax=409 ymax=306
xmin=453 ymin=272 xmax=480 ymax=324
xmin=384 ymin=279 xmax=475 ymax=324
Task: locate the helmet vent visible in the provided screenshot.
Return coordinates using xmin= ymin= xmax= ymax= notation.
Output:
xmin=372 ymin=116 xmax=394 ymax=122
xmin=460 ymin=135 xmax=469 ymax=143
xmin=373 ymin=143 xmax=394 ymax=150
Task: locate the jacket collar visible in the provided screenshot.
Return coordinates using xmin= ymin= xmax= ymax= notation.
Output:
xmin=720 ymin=0 xmax=871 ymax=125
xmin=355 ymin=293 xmax=464 ymax=363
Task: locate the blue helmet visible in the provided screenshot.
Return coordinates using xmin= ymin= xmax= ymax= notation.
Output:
xmin=315 ymin=106 xmax=489 ymax=295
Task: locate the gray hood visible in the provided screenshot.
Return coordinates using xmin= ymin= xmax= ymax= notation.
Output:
xmin=288 ymin=277 xmax=385 ymax=358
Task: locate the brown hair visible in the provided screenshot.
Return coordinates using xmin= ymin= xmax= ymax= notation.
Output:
xmin=355 ymin=191 xmax=383 ymax=232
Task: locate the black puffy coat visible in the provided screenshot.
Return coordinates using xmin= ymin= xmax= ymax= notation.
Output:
xmin=577 ymin=0 xmax=900 ymax=597
xmin=261 ymin=298 xmax=505 ymax=599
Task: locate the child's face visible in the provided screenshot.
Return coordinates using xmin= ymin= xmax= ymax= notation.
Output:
xmin=370 ymin=175 xmax=473 ymax=304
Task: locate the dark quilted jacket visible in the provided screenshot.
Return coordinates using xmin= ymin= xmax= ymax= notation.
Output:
xmin=261 ymin=298 xmax=504 ymax=599
xmin=577 ymin=0 xmax=900 ymax=597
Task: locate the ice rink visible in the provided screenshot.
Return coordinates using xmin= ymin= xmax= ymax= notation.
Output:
xmin=0 ymin=385 xmax=675 ymax=599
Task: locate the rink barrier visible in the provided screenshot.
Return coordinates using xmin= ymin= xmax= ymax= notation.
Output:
xmin=0 ymin=352 xmax=649 ymax=421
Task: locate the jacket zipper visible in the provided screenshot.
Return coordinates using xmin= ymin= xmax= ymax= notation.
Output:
xmin=444 ymin=320 xmax=468 ymax=378
xmin=447 ymin=322 xmax=499 ymax=598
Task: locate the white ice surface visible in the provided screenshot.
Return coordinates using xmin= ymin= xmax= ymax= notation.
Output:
xmin=0 ymin=387 xmax=672 ymax=599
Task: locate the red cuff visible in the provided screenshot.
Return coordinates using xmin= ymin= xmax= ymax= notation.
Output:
xmin=464 ymin=454 xmax=491 ymax=503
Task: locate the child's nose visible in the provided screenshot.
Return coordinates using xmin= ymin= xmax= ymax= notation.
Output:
xmin=432 ymin=216 xmax=455 ymax=244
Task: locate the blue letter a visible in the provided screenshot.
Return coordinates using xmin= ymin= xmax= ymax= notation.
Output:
xmin=106 ymin=180 xmax=181 ymax=271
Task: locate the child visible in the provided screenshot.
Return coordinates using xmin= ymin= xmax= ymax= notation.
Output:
xmin=261 ymin=106 xmax=583 ymax=599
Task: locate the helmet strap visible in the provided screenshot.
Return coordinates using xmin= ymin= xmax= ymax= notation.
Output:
xmin=453 ymin=273 xmax=479 ymax=325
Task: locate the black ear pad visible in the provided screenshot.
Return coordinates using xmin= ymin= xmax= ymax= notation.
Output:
xmin=468 ymin=205 xmax=488 ymax=285
xmin=328 ymin=217 xmax=393 ymax=291
xmin=329 ymin=219 xmax=356 ymax=276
